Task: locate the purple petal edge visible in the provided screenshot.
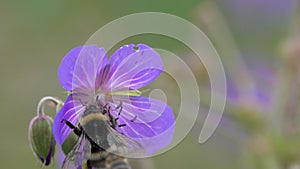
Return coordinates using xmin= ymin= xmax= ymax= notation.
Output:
xmin=117 ymin=100 xmax=175 ymax=155
xmin=53 ymin=95 xmax=83 ymax=145
xmin=58 ymin=45 xmax=107 ymax=91
xmin=106 ymin=45 xmax=163 ymax=92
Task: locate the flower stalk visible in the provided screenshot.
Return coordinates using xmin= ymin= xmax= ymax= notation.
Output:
xmin=37 ymin=96 xmax=64 ymax=116
xmin=29 ymin=96 xmax=63 ymax=166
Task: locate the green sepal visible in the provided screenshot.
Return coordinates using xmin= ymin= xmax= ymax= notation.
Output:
xmin=29 ymin=115 xmax=56 ymax=165
xmin=61 ymin=131 xmax=79 ymax=155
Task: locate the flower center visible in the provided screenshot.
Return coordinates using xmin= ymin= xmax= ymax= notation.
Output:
xmin=106 ymin=89 xmax=142 ymax=96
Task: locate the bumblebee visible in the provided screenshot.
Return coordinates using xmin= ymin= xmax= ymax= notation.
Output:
xmin=61 ymin=104 xmax=144 ymax=169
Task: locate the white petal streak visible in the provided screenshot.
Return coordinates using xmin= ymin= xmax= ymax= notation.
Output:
xmin=61 ymin=105 xmax=84 ymax=137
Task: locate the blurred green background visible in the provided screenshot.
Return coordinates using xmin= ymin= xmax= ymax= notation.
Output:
xmin=1 ymin=0 xmax=300 ymax=169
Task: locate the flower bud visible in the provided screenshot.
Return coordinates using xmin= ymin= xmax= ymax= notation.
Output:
xmin=28 ymin=115 xmax=56 ymax=166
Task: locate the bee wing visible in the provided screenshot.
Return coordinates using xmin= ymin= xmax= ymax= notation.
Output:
xmin=105 ymin=125 xmax=146 ymax=158
xmin=80 ymin=114 xmax=145 ymax=158
xmin=62 ymin=134 xmax=91 ymax=169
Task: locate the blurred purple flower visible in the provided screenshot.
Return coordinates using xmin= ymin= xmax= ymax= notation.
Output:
xmin=53 ymin=44 xmax=175 ymax=155
xmin=227 ymin=58 xmax=276 ymax=112
xmin=217 ymin=0 xmax=297 ymax=43
xmin=217 ymin=0 xmax=297 ymax=55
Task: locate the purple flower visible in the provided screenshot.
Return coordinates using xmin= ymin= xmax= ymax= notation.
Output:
xmin=53 ymin=44 xmax=175 ymax=155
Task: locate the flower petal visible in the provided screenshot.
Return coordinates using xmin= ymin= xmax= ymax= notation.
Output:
xmin=105 ymin=45 xmax=163 ymax=92
xmin=109 ymin=44 xmax=151 ymax=73
xmin=53 ymin=95 xmax=84 ymax=145
xmin=110 ymin=96 xmax=167 ymax=123
xmin=115 ymin=97 xmax=175 ymax=155
xmin=96 ymin=44 xmax=139 ymax=90
xmin=58 ymin=45 xmax=108 ymax=91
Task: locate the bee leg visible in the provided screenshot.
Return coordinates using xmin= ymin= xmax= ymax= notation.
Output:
xmin=61 ymin=119 xmax=82 ymax=136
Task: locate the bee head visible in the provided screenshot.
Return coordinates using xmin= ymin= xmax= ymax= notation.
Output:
xmin=82 ymin=105 xmax=100 ymax=117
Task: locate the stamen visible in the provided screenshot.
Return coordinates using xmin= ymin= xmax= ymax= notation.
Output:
xmin=118 ymin=124 xmax=126 ymax=127
xmin=115 ymin=101 xmax=123 ymax=109
xmin=130 ymin=116 xmax=137 ymax=122
xmin=118 ymin=106 xmax=123 ymax=116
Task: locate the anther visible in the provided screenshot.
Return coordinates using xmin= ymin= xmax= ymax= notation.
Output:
xmin=118 ymin=107 xmax=123 ymax=116
xmin=118 ymin=124 xmax=126 ymax=127
xmin=130 ymin=116 xmax=137 ymax=122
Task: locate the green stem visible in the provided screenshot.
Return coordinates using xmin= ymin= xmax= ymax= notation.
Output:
xmin=37 ymin=96 xmax=63 ymax=116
